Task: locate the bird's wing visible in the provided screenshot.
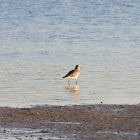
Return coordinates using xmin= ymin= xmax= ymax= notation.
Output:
xmin=63 ymin=70 xmax=74 ymax=78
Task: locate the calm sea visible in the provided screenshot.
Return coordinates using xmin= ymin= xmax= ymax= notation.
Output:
xmin=0 ymin=0 xmax=140 ymax=107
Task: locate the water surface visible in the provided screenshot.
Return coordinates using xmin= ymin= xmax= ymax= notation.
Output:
xmin=0 ymin=0 xmax=140 ymax=107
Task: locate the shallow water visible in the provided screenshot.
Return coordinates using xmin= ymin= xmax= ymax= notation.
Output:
xmin=0 ymin=128 xmax=68 ymax=140
xmin=0 ymin=0 xmax=140 ymax=107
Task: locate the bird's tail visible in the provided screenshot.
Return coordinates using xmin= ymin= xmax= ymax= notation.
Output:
xmin=63 ymin=76 xmax=66 ymax=78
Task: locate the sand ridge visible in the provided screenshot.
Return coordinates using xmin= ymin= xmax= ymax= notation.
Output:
xmin=0 ymin=104 xmax=140 ymax=139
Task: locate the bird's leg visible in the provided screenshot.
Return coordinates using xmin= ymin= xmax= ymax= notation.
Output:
xmin=68 ymin=79 xmax=70 ymax=85
xmin=75 ymin=79 xmax=77 ymax=85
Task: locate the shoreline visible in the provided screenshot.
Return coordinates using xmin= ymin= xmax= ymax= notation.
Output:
xmin=0 ymin=104 xmax=140 ymax=139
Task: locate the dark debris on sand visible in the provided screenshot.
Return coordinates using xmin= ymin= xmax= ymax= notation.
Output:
xmin=0 ymin=104 xmax=140 ymax=140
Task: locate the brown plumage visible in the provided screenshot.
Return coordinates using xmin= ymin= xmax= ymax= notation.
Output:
xmin=63 ymin=65 xmax=80 ymax=84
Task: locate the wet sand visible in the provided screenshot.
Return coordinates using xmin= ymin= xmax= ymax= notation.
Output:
xmin=0 ymin=104 xmax=140 ymax=140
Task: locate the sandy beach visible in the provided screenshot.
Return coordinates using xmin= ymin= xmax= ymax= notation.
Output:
xmin=0 ymin=104 xmax=140 ymax=139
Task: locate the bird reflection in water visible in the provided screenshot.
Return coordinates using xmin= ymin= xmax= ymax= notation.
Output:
xmin=66 ymin=85 xmax=80 ymax=103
